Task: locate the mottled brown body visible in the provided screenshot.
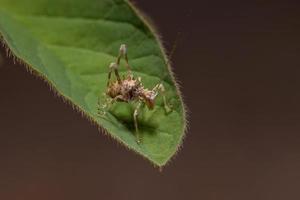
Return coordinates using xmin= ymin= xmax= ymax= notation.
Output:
xmin=99 ymin=44 xmax=171 ymax=143
xmin=107 ymin=75 xmax=157 ymax=109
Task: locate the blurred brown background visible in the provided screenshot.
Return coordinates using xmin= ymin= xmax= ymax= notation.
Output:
xmin=1 ymin=1 xmax=300 ymax=199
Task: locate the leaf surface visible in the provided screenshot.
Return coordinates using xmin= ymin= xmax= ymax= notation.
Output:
xmin=0 ymin=0 xmax=186 ymax=166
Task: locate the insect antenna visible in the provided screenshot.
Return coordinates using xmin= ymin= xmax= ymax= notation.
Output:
xmin=159 ymin=32 xmax=182 ymax=83
xmin=168 ymin=32 xmax=181 ymax=65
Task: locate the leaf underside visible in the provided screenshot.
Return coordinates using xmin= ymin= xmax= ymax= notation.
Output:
xmin=0 ymin=0 xmax=186 ymax=166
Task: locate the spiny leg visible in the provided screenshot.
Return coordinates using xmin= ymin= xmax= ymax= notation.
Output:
xmin=133 ymin=101 xmax=143 ymax=144
xmin=107 ymin=62 xmax=121 ymax=86
xmin=153 ymin=83 xmax=172 ymax=113
xmin=117 ymin=44 xmax=132 ymax=76
xmin=97 ymin=93 xmax=109 ymax=117
xmin=107 ymin=44 xmax=132 ymax=87
xmin=97 ymin=93 xmax=113 ymax=117
xmin=97 ymin=94 xmax=124 ymax=116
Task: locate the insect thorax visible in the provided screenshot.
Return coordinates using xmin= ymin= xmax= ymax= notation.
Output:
xmin=107 ymin=77 xmax=142 ymax=101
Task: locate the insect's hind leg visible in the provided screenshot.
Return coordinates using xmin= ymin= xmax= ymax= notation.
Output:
xmin=133 ymin=101 xmax=143 ymax=144
xmin=153 ymin=83 xmax=172 ymax=113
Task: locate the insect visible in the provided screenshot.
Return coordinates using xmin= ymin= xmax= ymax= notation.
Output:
xmin=98 ymin=44 xmax=172 ymax=143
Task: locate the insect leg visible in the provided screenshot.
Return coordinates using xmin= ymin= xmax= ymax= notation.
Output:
xmin=117 ymin=44 xmax=132 ymax=76
xmin=97 ymin=93 xmax=110 ymax=116
xmin=153 ymin=83 xmax=172 ymax=113
xmin=107 ymin=62 xmax=121 ymax=86
xmin=133 ymin=101 xmax=143 ymax=144
xmin=97 ymin=94 xmax=124 ymax=116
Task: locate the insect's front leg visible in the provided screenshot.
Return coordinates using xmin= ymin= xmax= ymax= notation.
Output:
xmin=153 ymin=83 xmax=172 ymax=114
xmin=107 ymin=62 xmax=121 ymax=86
xmin=97 ymin=93 xmax=110 ymax=117
xmin=97 ymin=94 xmax=124 ymax=116
xmin=117 ymin=44 xmax=132 ymax=77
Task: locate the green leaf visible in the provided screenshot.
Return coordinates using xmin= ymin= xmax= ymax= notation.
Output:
xmin=0 ymin=0 xmax=186 ymax=166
